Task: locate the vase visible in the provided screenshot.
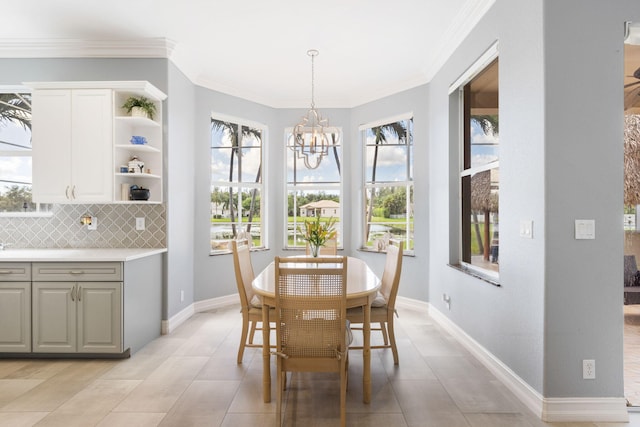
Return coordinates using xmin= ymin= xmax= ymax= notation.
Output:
xmin=309 ymin=243 xmax=320 ymax=257
xmin=131 ymin=106 xmax=149 ymax=119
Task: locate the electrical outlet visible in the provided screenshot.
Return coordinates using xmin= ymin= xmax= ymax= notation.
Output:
xmin=583 ymin=359 xmax=595 ymax=379
xmin=135 ymin=217 xmax=145 ymax=231
xmin=442 ymin=293 xmax=451 ymax=311
xmin=87 ymin=217 xmax=97 ymax=230
xmin=180 ymin=290 xmax=184 ymax=302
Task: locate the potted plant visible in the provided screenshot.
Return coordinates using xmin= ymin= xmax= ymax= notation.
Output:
xmin=298 ymin=211 xmax=337 ymax=257
xmin=121 ymin=96 xmax=156 ymax=120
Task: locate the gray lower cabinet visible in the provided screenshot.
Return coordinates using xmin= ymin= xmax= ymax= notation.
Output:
xmin=32 ymin=262 xmax=123 ymax=354
xmin=0 ymin=254 xmax=161 ymax=357
xmin=32 ymin=281 xmax=122 ymax=353
xmin=0 ymin=263 xmax=32 ymax=352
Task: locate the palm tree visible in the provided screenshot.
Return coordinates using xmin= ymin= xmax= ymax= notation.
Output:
xmin=365 ymin=120 xmax=410 ymax=242
xmin=469 ymin=114 xmax=499 ymax=261
xmin=210 ymin=119 xmax=262 ymax=239
xmin=0 ymin=93 xmax=31 ymax=132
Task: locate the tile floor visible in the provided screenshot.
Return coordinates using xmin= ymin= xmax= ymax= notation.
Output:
xmin=1 ymin=303 xmax=639 ymax=427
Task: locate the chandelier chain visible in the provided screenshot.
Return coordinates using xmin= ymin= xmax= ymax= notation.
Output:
xmin=309 ymin=49 xmax=317 ymax=109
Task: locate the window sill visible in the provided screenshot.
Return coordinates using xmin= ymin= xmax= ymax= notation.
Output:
xmin=448 ymin=263 xmax=500 ymax=287
xmin=357 ymin=247 xmax=415 ymax=257
xmin=209 ymin=246 xmax=269 ymax=256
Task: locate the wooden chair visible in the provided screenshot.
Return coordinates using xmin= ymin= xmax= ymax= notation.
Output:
xmin=273 ymin=256 xmax=349 ymax=427
xmin=347 ymin=239 xmax=403 ymax=364
xmin=305 ymin=237 xmax=338 ymax=256
xmin=231 ymin=238 xmax=274 ymax=364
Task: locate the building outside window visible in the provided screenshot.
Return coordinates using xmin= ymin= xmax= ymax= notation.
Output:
xmin=457 ymin=55 xmax=500 ymax=279
xmin=210 ymin=115 xmax=265 ymax=253
xmin=286 ymin=129 xmax=342 ymax=249
xmin=362 ymin=115 xmax=413 ymax=252
xmin=0 ymin=90 xmax=51 ymax=215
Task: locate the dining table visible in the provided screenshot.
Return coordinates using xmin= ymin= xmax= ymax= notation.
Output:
xmin=252 ymin=255 xmax=381 ymax=404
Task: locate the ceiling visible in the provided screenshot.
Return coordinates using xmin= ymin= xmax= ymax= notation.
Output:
xmin=0 ymin=0 xmax=495 ymax=108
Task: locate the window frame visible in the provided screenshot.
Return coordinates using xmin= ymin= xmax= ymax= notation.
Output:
xmin=0 ymin=86 xmax=52 ymax=217
xmin=284 ymin=126 xmax=343 ymax=250
xmin=449 ymin=43 xmax=500 ymax=283
xmin=209 ymin=112 xmax=267 ymax=255
xmin=360 ymin=113 xmax=414 ymax=254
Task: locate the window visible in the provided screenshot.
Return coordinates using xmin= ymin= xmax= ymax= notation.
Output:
xmin=362 ymin=115 xmax=414 ymax=252
xmin=0 ymin=90 xmax=51 ymax=215
xmin=210 ymin=115 xmax=265 ymax=253
xmin=286 ymin=129 xmax=342 ymax=249
xmin=457 ymin=55 xmax=499 ymax=279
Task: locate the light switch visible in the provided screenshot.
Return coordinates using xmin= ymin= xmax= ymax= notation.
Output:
xmin=519 ymin=220 xmax=533 ymax=239
xmin=575 ymin=219 xmax=595 ymax=239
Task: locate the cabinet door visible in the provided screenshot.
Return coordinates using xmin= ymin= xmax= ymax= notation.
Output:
xmin=0 ymin=282 xmax=31 ymax=352
xmin=31 ymin=90 xmax=72 ymax=203
xmin=32 ymin=282 xmax=76 ymax=353
xmin=71 ymin=90 xmax=113 ymax=202
xmin=77 ymin=282 xmax=122 ymax=353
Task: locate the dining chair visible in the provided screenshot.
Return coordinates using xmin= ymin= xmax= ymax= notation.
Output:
xmin=231 ymin=238 xmax=274 ymax=364
xmin=273 ymin=256 xmax=350 ymax=427
xmin=305 ymin=237 xmax=338 ymax=256
xmin=347 ymin=239 xmax=403 ymax=364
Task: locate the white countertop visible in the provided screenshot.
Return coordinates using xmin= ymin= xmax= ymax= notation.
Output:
xmin=0 ymin=248 xmax=167 ymax=262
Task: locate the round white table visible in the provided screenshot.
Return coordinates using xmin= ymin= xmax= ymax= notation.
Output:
xmin=252 ymin=256 xmax=380 ymax=404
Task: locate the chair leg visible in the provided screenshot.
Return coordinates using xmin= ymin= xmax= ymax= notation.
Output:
xmin=380 ymin=321 xmax=389 ymax=345
xmin=237 ymin=318 xmax=249 ymax=364
xmin=276 ymin=361 xmax=284 ymax=426
xmin=387 ymin=317 xmax=399 ymax=365
xmin=248 ymin=320 xmax=258 ymax=344
xmin=340 ymin=359 xmax=348 ymax=427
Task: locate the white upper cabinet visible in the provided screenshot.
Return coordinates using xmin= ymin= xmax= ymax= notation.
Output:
xmin=27 ymin=81 xmax=166 ymax=204
xmin=31 ymin=88 xmax=113 ymax=203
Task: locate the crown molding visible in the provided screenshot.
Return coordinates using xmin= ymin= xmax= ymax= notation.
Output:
xmin=422 ymin=0 xmax=496 ymax=82
xmin=0 ymin=38 xmax=175 ymax=59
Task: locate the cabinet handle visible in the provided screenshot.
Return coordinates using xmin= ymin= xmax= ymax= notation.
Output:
xmin=77 ymin=286 xmax=82 ymax=302
xmin=65 ymin=186 xmax=70 ymax=199
xmin=71 ymin=285 xmax=76 ymax=302
xmin=0 ymin=270 xmax=11 ymax=274
xmin=71 ymin=186 xmax=76 ymax=199
xmin=69 ymin=270 xmax=84 ymax=275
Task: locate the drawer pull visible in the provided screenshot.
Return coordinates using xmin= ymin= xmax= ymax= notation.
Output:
xmin=0 ymin=270 xmax=12 ymax=274
xmin=69 ymin=270 xmax=85 ymax=275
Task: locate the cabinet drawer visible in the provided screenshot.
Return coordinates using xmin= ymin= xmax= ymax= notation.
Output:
xmin=0 ymin=263 xmax=31 ymax=281
xmin=33 ymin=262 xmax=122 ymax=282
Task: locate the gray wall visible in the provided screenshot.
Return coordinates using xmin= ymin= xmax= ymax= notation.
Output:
xmin=427 ymin=0 xmax=640 ymax=399
xmin=165 ymin=62 xmax=196 ymax=318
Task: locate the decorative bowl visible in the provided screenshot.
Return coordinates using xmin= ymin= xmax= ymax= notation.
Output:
xmin=130 ymin=135 xmax=148 ymax=145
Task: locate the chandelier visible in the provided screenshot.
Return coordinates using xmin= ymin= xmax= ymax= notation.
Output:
xmin=291 ymin=49 xmax=335 ymax=169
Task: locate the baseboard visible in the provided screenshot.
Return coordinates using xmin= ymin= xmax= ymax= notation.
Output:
xmin=396 ymin=295 xmax=430 ymax=312
xmin=542 ymin=398 xmax=629 ymax=422
xmin=161 ymin=303 xmax=194 ymax=335
xmin=193 ymin=294 xmax=239 ymax=312
xmin=428 ymin=303 xmax=629 ymax=423
xmin=162 ymin=294 xmax=239 ymax=334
